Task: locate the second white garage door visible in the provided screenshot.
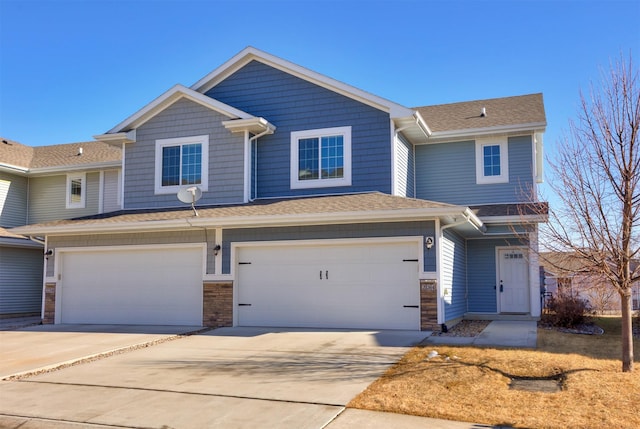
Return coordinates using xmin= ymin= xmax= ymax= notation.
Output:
xmin=236 ymin=240 xmax=420 ymax=330
xmin=58 ymin=245 xmax=203 ymax=325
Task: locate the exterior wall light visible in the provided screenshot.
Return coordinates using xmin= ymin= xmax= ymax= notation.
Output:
xmin=213 ymin=244 xmax=221 ymax=256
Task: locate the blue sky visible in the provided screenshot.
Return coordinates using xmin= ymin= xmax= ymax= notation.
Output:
xmin=1 ymin=0 xmax=638 ymax=181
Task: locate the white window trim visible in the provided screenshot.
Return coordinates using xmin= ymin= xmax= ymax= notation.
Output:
xmin=475 ymin=136 xmax=509 ymax=184
xmin=290 ymin=126 xmax=352 ymax=189
xmin=66 ymin=172 xmax=86 ymax=209
xmin=155 ymin=135 xmax=209 ymax=195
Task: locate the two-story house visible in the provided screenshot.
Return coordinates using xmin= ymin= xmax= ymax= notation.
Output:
xmin=11 ymin=47 xmax=547 ymax=330
xmin=0 ymin=139 xmax=121 ymax=317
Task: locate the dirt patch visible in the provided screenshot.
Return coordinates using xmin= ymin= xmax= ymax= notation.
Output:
xmin=431 ymin=319 xmax=490 ymax=337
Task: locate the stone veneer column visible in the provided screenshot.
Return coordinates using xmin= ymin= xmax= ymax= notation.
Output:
xmin=202 ymin=281 xmax=233 ymax=327
xmin=420 ymin=279 xmax=439 ymax=331
xmin=43 ymin=283 xmax=56 ymax=324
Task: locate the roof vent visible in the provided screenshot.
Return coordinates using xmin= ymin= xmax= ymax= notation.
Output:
xmin=480 ymin=107 xmax=487 ymax=117
xmin=77 ymin=147 xmax=83 ymax=156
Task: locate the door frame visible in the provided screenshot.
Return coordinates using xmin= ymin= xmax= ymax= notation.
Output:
xmin=495 ymin=246 xmax=530 ymax=314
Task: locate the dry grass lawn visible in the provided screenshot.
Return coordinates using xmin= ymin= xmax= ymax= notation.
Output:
xmin=348 ymin=317 xmax=640 ymax=429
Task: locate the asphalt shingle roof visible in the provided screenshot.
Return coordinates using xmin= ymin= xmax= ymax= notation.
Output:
xmin=0 ymin=138 xmax=121 ymax=170
xmin=12 ymin=192 xmax=459 ymax=232
xmin=415 ymin=93 xmax=546 ymax=133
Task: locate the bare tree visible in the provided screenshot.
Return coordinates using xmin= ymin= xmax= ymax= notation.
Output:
xmin=541 ymin=54 xmax=639 ymax=372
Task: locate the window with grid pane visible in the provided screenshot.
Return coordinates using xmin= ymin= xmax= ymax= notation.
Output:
xmin=483 ymin=145 xmax=501 ymax=177
xmin=291 ymin=126 xmax=351 ymax=189
xmin=475 ymin=137 xmax=509 ymax=184
xmin=155 ymin=135 xmax=209 ymax=194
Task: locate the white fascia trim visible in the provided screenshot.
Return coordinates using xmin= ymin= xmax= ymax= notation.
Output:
xmin=11 ymin=206 xmax=476 ymax=236
xmin=107 ymin=84 xmax=255 ymax=134
xmin=423 ymin=122 xmax=547 ymax=143
xmin=191 ymin=47 xmax=414 ymax=118
xmin=94 ymin=130 xmax=136 ymax=146
xmin=0 ymin=163 xmax=30 ymax=175
xmin=222 ymin=117 xmax=276 ymax=134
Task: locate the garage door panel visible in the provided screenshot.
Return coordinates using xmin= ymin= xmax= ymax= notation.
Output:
xmin=237 ymin=241 xmax=420 ymax=330
xmin=60 ymin=247 xmax=202 ymax=325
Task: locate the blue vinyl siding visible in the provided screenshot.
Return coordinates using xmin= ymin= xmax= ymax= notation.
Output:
xmin=466 ymin=238 xmax=524 ymax=313
xmin=395 ymin=134 xmax=414 ymax=198
xmin=441 ymin=229 xmax=467 ymax=322
xmin=222 ymin=221 xmax=436 ymax=274
xmin=206 ymin=60 xmax=392 ymax=198
xmin=124 ymin=98 xmax=245 ymax=209
xmin=415 ymin=135 xmax=534 ymax=205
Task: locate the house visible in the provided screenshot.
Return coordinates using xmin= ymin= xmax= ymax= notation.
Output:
xmin=541 ymin=252 xmax=640 ymax=313
xmin=0 ymin=138 xmax=122 ymax=317
xmin=10 ymin=47 xmax=548 ymax=330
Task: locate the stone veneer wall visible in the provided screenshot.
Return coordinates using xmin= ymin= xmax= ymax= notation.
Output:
xmin=202 ymin=281 xmax=233 ymax=327
xmin=43 ymin=283 xmax=56 ymax=324
xmin=420 ymin=279 xmax=439 ymax=331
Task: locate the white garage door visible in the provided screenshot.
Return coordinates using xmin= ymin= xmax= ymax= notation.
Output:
xmin=59 ymin=246 xmax=203 ymax=325
xmin=236 ymin=240 xmax=420 ymax=330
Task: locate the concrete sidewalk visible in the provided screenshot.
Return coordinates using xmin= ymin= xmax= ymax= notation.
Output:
xmin=424 ymin=320 xmax=538 ymax=348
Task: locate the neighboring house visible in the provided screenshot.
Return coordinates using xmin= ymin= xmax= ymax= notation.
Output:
xmin=541 ymin=252 xmax=640 ymax=313
xmin=11 ymin=47 xmax=548 ymax=330
xmin=0 ymin=138 xmax=122 ymax=317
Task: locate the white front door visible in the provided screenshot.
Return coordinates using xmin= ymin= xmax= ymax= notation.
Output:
xmin=498 ymin=248 xmax=529 ymax=313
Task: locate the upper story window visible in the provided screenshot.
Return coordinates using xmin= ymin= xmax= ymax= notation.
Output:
xmin=475 ymin=137 xmax=509 ymax=184
xmin=290 ymin=126 xmax=351 ymax=189
xmin=66 ymin=172 xmax=86 ymax=209
xmin=154 ymin=135 xmax=209 ymax=194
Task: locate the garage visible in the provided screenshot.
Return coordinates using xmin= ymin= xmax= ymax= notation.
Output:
xmin=236 ymin=239 xmax=420 ymax=330
xmin=58 ymin=245 xmax=204 ymax=325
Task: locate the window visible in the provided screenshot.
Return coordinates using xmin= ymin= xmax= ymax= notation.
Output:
xmin=66 ymin=173 xmax=86 ymax=209
xmin=155 ymin=135 xmax=209 ymax=194
xmin=290 ymin=126 xmax=351 ymax=189
xmin=475 ymin=137 xmax=509 ymax=184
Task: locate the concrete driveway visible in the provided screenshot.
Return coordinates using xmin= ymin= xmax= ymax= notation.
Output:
xmin=0 ymin=326 xmax=430 ymax=429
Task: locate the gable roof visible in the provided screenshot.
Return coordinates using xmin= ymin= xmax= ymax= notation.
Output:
xmin=102 ymin=84 xmax=259 ymax=135
xmin=0 ymin=137 xmax=121 ymax=174
xmin=10 ymin=192 xmax=482 ymax=235
xmin=415 ymin=93 xmax=546 ymax=140
xmin=191 ymin=47 xmax=418 ymax=120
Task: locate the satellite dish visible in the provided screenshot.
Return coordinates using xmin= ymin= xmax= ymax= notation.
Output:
xmin=177 ymin=186 xmax=202 ymax=216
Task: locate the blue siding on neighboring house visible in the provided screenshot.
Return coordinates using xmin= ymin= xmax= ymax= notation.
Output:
xmin=0 ymin=172 xmax=28 ymax=227
xmin=222 ymin=221 xmax=436 ymax=274
xmin=124 ymin=98 xmax=246 ymax=209
xmin=466 ymin=238 xmax=524 ymax=313
xmin=441 ymin=229 xmax=467 ymax=322
xmin=395 ymin=134 xmax=414 ymax=198
xmin=415 ymin=135 xmax=534 ymax=205
xmin=206 ymin=60 xmax=392 ymax=198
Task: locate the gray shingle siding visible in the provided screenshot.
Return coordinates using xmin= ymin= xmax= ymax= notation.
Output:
xmin=0 ymin=172 xmax=28 ymax=227
xmin=223 ymin=221 xmax=436 ymax=274
xmin=415 ymin=135 xmax=534 ymax=205
xmin=206 ymin=60 xmax=392 ymax=198
xmin=124 ymin=98 xmax=245 ymax=209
